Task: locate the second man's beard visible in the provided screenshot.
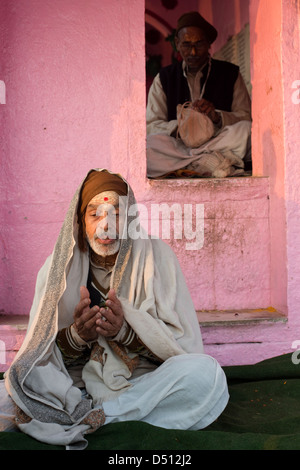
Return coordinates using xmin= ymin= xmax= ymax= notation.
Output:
xmin=86 ymin=232 xmax=120 ymax=257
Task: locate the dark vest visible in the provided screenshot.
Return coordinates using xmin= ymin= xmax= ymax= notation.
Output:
xmin=159 ymin=59 xmax=239 ymax=121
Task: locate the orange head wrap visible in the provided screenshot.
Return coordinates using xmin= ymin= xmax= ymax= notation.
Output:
xmin=77 ymin=170 xmax=127 ymax=251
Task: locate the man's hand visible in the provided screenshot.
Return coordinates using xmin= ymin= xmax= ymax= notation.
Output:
xmin=96 ymin=289 xmax=125 ymax=338
xmin=73 ymin=286 xmax=125 ymax=342
xmin=73 ymin=286 xmax=100 ymax=342
xmin=192 ymin=98 xmax=221 ymax=125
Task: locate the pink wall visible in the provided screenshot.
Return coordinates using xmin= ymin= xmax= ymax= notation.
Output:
xmin=0 ymin=0 xmax=145 ymax=315
xmin=1 ymin=0 xmax=300 ymax=368
xmin=282 ymin=0 xmax=300 ymax=321
xmin=250 ymin=0 xmax=287 ymax=315
xmin=199 ymin=0 xmax=300 ymax=364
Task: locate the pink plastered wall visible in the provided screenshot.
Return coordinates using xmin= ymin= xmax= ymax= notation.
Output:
xmin=0 ymin=0 xmax=145 ymax=315
xmin=1 ymin=0 xmax=300 ymax=368
xmin=281 ymin=0 xmax=300 ymax=320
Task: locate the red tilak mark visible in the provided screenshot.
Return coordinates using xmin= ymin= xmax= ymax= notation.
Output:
xmin=104 ymin=197 xmax=108 ymax=201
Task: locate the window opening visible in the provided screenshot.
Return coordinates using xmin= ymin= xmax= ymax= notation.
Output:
xmin=145 ymin=7 xmax=252 ymax=180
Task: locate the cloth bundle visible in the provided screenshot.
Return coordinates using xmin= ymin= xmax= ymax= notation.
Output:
xmin=177 ymin=102 xmax=215 ymax=148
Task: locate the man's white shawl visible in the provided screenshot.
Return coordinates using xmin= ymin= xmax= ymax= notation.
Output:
xmin=5 ymin=169 xmax=204 ymax=448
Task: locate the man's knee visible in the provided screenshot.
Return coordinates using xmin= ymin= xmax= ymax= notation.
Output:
xmin=165 ymin=353 xmax=227 ymax=395
xmin=228 ymin=120 xmax=252 ymax=136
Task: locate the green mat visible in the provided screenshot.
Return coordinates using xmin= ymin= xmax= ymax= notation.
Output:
xmin=1 ymin=353 xmax=300 ymax=451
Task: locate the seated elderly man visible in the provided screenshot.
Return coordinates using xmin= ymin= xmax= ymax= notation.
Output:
xmin=147 ymin=11 xmax=252 ymax=178
xmin=4 ymin=169 xmax=228 ymax=449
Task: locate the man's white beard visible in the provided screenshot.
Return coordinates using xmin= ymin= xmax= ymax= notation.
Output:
xmin=86 ymin=233 xmax=120 ymax=257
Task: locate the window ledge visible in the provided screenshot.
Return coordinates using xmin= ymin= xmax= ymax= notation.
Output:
xmin=147 ymin=175 xmax=268 ymax=189
xmin=0 ymin=314 xmax=28 ymax=330
xmin=197 ymin=308 xmax=287 ymax=326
